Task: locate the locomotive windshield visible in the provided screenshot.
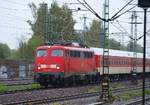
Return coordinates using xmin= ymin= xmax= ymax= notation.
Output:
xmin=37 ymin=49 xmax=47 ymax=57
xmin=51 ymin=50 xmax=63 ymax=57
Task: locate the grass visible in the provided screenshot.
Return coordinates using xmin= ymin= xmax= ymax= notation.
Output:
xmin=114 ymin=89 xmax=150 ymax=101
xmin=86 ymin=83 xmax=150 ymax=102
xmin=87 ymin=83 xmax=126 ymax=93
xmin=0 ymin=83 xmax=7 ymax=92
xmin=51 ymin=103 xmax=62 ymax=105
xmin=0 ymin=83 xmax=41 ymax=93
xmin=110 ymin=83 xmax=125 ymax=90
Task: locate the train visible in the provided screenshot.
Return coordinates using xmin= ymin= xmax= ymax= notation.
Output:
xmin=33 ymin=42 xmax=150 ymax=87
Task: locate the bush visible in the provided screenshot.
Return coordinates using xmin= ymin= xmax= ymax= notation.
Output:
xmin=0 ymin=83 xmax=7 ymax=92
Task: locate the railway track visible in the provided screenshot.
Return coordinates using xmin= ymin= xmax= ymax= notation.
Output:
xmin=2 ymin=84 xmax=150 ymax=105
xmin=0 ymin=78 xmax=33 ymax=86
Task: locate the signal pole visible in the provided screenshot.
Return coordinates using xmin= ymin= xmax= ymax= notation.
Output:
xmin=101 ymin=0 xmax=110 ymax=101
xmin=138 ymin=0 xmax=150 ymax=104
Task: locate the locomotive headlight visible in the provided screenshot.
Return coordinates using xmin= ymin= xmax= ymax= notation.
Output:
xmin=38 ymin=66 xmax=41 ymax=70
xmin=56 ymin=66 xmax=60 ymax=69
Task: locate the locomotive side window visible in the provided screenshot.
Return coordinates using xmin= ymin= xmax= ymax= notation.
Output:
xmin=83 ymin=52 xmax=93 ymax=58
xmin=37 ymin=49 xmax=47 ymax=57
xmin=70 ymin=50 xmax=81 ymax=58
xmin=51 ymin=50 xmax=63 ymax=57
xmin=75 ymin=51 xmax=81 ymax=57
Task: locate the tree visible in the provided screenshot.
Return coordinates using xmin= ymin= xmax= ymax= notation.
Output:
xmin=0 ymin=43 xmax=11 ymax=59
xmin=48 ymin=2 xmax=75 ymax=41
xmin=126 ymin=41 xmax=143 ymax=53
xmin=85 ymin=20 xmax=103 ymax=47
xmin=85 ymin=19 xmax=128 ymax=50
xmin=109 ymin=39 xmax=125 ymax=50
xmin=20 ymin=2 xmax=76 ymax=60
xmin=30 ymin=3 xmax=48 ymax=38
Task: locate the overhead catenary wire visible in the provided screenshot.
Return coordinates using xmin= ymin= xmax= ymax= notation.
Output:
xmin=76 ymin=0 xmax=105 ymax=21
xmin=116 ymin=20 xmax=131 ymax=36
xmin=111 ymin=4 xmax=137 ymax=21
xmin=77 ymin=0 xmax=137 ymax=22
xmin=110 ymin=22 xmax=126 ymax=33
xmin=111 ymin=0 xmax=134 ymax=20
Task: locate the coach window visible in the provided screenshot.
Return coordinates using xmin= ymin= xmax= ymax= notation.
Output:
xmin=76 ymin=51 xmax=81 ymax=57
xmin=51 ymin=50 xmax=63 ymax=57
xmin=37 ymin=49 xmax=47 ymax=57
xmin=89 ymin=52 xmax=93 ymax=58
xmin=83 ymin=52 xmax=87 ymax=58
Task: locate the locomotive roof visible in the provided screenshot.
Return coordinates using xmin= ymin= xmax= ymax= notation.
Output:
xmin=91 ymin=47 xmax=150 ymax=58
xmin=37 ymin=45 xmax=93 ymax=52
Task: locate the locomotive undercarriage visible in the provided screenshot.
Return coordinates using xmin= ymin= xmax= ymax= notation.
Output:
xmin=34 ymin=72 xmax=150 ymax=87
xmin=34 ymin=72 xmax=100 ymax=87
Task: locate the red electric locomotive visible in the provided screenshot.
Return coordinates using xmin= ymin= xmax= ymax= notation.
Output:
xmin=34 ymin=43 xmax=100 ymax=87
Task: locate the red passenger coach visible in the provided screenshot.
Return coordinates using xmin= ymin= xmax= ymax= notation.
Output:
xmin=91 ymin=47 xmax=150 ymax=80
xmin=34 ymin=43 xmax=99 ymax=87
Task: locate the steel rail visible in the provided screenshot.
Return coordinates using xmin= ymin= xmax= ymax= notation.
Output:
xmin=2 ymin=85 xmax=150 ymax=105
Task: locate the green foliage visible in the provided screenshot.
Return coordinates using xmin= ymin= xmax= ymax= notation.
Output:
xmin=25 ymin=35 xmax=43 ymax=60
xmin=0 ymin=43 xmax=11 ymax=59
xmin=31 ymin=83 xmax=41 ymax=89
xmin=109 ymin=39 xmax=125 ymax=50
xmin=85 ymin=19 xmax=125 ymax=50
xmin=48 ymin=2 xmax=75 ymax=41
xmin=0 ymin=83 xmax=7 ymax=92
xmin=114 ymin=90 xmax=150 ymax=101
xmin=0 ymin=83 xmax=41 ymax=92
xmin=126 ymin=41 xmax=143 ymax=53
xmin=13 ymin=2 xmax=76 ymax=60
xmin=36 ymin=4 xmax=47 ymax=36
xmin=85 ymin=20 xmax=103 ymax=47
xmin=145 ymin=89 xmax=150 ymax=95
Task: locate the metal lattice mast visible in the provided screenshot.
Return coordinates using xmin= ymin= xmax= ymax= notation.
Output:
xmin=83 ymin=15 xmax=87 ymax=44
xmin=101 ymin=0 xmax=110 ymax=101
xmin=43 ymin=3 xmax=48 ymax=44
xmin=133 ymin=11 xmax=137 ymax=74
xmin=130 ymin=11 xmax=138 ymax=84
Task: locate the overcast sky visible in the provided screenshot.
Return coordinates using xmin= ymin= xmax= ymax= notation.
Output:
xmin=0 ymin=0 xmax=149 ymax=51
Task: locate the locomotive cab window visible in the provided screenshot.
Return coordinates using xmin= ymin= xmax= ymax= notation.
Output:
xmin=51 ymin=50 xmax=63 ymax=57
xmin=37 ymin=49 xmax=47 ymax=57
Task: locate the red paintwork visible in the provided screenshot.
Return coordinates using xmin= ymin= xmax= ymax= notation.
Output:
xmin=34 ymin=45 xmax=96 ymax=74
xmin=34 ymin=46 xmax=65 ymax=73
